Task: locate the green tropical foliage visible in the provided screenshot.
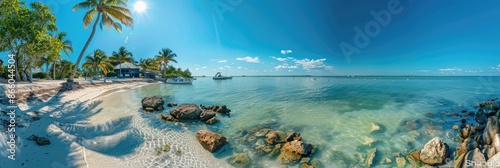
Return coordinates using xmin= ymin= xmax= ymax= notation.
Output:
xmin=110 ymin=46 xmax=134 ymax=77
xmin=139 ymin=58 xmax=158 ymax=71
xmin=165 ymin=66 xmax=192 ymax=78
xmin=69 ymin=0 xmax=134 ymax=82
xmin=155 ymin=48 xmax=178 ymax=78
xmin=0 ymin=0 xmax=59 ymax=81
xmin=82 ymin=49 xmax=113 ymax=77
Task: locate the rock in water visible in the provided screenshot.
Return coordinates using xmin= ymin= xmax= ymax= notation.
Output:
xmin=366 ymin=148 xmax=377 ymax=166
xmin=370 ymin=122 xmax=381 ymax=133
xmin=200 ymin=110 xmax=216 ymax=122
xmin=285 ymin=132 xmax=302 ymax=142
xmin=36 ymin=137 xmax=51 ymax=146
xmin=205 ymin=117 xmax=220 ymax=125
xmin=167 ymin=102 xmax=177 ymax=107
xmin=141 ymin=96 xmax=165 ymax=112
xmin=483 ymin=116 xmax=499 ymax=145
xmin=396 ymin=157 xmax=406 ymax=168
xmin=196 ymin=130 xmax=227 ymax=152
xmin=277 ymin=140 xmax=313 ymax=163
xmin=493 ymin=133 xmax=500 ymax=153
xmin=227 ymin=153 xmax=251 ymax=167
xmin=265 ymin=130 xmax=278 ymax=144
xmin=419 ymin=137 xmax=448 ymax=165
xmin=170 ymin=104 xmax=202 ymax=120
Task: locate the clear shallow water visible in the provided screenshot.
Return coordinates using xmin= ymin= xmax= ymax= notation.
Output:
xmin=94 ymin=76 xmax=500 ymax=167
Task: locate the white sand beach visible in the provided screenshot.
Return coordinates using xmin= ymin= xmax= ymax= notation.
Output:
xmin=0 ymin=79 xmax=229 ymax=168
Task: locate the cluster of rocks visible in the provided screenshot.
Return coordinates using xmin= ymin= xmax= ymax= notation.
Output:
xmin=161 ymin=104 xmax=221 ymax=125
xmin=201 ymin=104 xmax=231 ymax=117
xmin=402 ymin=99 xmax=500 ymax=167
xmin=140 ymin=96 xmax=232 ymax=125
xmin=234 ymin=125 xmax=320 ymax=167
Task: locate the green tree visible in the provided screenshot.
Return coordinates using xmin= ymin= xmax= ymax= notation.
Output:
xmin=0 ymin=1 xmax=58 ymax=81
xmin=82 ymin=49 xmax=113 ymax=78
xmin=155 ymin=48 xmax=178 ymax=78
xmin=110 ymin=46 xmax=133 ymax=77
xmin=139 ymin=58 xmax=158 ymax=71
xmin=68 ymin=0 xmax=134 ymax=87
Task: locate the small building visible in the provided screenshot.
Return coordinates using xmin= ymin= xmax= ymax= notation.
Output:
xmin=114 ymin=62 xmax=141 ymax=78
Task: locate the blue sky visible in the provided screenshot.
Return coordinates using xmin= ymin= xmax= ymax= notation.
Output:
xmin=14 ymin=0 xmax=500 ymax=76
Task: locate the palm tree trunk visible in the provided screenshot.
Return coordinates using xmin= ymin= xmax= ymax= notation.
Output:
xmin=53 ymin=61 xmax=56 ymax=80
xmin=67 ymin=12 xmax=102 ymax=88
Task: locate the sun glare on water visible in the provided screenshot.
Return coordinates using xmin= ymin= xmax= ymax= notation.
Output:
xmin=133 ymin=1 xmax=147 ymax=13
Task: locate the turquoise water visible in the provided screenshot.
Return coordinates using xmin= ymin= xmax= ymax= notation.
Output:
xmin=96 ymin=76 xmax=500 ymax=167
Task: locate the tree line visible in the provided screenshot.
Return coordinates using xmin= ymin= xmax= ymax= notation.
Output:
xmin=0 ymin=0 xmax=190 ymax=81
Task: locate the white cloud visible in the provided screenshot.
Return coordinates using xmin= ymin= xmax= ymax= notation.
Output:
xmin=274 ymin=63 xmax=298 ymax=70
xmin=224 ymin=66 xmax=231 ymax=69
xmin=270 ymin=56 xmax=288 ymax=62
xmin=236 ymin=56 xmax=259 ymax=63
xmin=124 ymin=36 xmax=129 ymax=43
xmin=438 ymin=67 xmax=462 ymax=72
xmin=294 ymin=58 xmax=332 ymax=71
xmin=218 ymin=60 xmax=227 ymax=63
xmin=493 ymin=64 xmax=500 ymax=71
xmin=280 ymin=50 xmax=293 ymax=54
xmin=202 ymin=66 xmax=207 ymax=69
xmin=237 ymin=66 xmax=242 ymax=69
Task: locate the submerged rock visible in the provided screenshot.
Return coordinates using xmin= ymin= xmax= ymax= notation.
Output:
xmin=167 ymin=102 xmax=177 ymax=107
xmin=361 ymin=136 xmax=377 ymax=146
xmin=370 ymin=122 xmax=381 ymax=133
xmin=285 ymin=132 xmax=302 ymax=142
xmin=227 ymin=153 xmax=251 ymax=168
xmin=141 ymin=96 xmax=165 ymax=112
xmin=170 ymin=104 xmax=202 ymax=120
xmin=366 ymin=148 xmax=377 ymax=166
xmin=196 ymin=130 xmax=227 ymax=152
xmin=396 ymin=157 xmax=406 ymax=168
xmin=205 ymin=117 xmax=220 ymax=125
xmin=27 ymin=135 xmax=51 ymax=146
xmin=265 ymin=130 xmax=278 ymax=145
xmin=419 ymin=137 xmax=449 ymax=165
xmin=277 ymin=140 xmax=313 ymax=163
xmin=200 ymin=110 xmax=216 ymax=122
xmin=201 ymin=104 xmax=231 ymax=117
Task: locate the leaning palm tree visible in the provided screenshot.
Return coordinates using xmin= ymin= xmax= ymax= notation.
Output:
xmin=68 ymin=0 xmax=133 ymax=88
xmin=110 ymin=46 xmax=133 ymax=78
xmin=155 ymin=48 xmax=178 ymax=78
xmin=59 ymin=60 xmax=73 ymax=79
xmin=82 ymin=49 xmax=113 ymax=78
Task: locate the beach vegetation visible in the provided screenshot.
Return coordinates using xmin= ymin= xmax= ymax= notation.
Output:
xmin=0 ymin=0 xmax=60 ymax=81
xmin=110 ymin=46 xmax=134 ymax=77
xmin=155 ymin=48 xmax=178 ymax=78
xmin=82 ymin=49 xmax=113 ymax=78
xmin=139 ymin=58 xmax=159 ymax=71
xmin=69 ymin=0 xmax=134 ymax=85
xmin=165 ymin=65 xmax=192 ymax=78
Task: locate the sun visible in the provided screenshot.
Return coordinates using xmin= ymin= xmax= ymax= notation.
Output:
xmin=133 ymin=1 xmax=147 ymax=13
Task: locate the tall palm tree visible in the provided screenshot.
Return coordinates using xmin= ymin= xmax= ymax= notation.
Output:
xmin=82 ymin=49 xmax=113 ymax=78
xmin=68 ymin=0 xmax=133 ymax=86
xmin=37 ymin=56 xmax=52 ymax=79
xmin=155 ymin=48 xmax=177 ymax=78
xmin=110 ymin=46 xmax=133 ymax=78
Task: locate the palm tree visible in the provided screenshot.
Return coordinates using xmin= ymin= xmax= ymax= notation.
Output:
xmin=155 ymin=48 xmax=178 ymax=78
xmin=110 ymin=46 xmax=133 ymax=78
xmin=139 ymin=58 xmax=158 ymax=71
xmin=37 ymin=56 xmax=52 ymax=79
xmin=68 ymin=0 xmax=133 ymax=86
xmin=82 ymin=49 xmax=113 ymax=78
xmin=59 ymin=60 xmax=73 ymax=79
xmin=50 ymin=32 xmax=73 ymax=80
